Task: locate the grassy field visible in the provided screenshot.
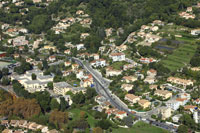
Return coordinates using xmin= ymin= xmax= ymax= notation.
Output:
xmin=69 ymin=108 xmax=98 ymax=127
xmin=113 ymin=121 xmax=169 ymax=133
xmin=110 ymin=61 xmax=127 ymax=70
xmin=161 ymin=43 xmax=197 ymax=71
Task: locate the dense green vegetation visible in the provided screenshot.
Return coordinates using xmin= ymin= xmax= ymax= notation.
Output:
xmin=113 ymin=121 xmax=168 ymax=133
xmin=162 ymin=43 xmax=197 ymax=71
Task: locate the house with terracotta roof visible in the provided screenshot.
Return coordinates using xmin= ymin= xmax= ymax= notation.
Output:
xmin=33 ymin=0 xmax=42 ymax=3
xmin=184 ymin=105 xmax=197 ymax=113
xmin=155 ymin=90 xmax=172 ymax=99
xmin=64 ymin=49 xmax=71 ymax=55
xmin=138 ymin=99 xmax=151 ymax=109
xmin=115 ymin=111 xmax=127 ymax=119
xmin=193 ymin=99 xmax=200 ymax=104
xmin=81 ymin=78 xmax=93 ymax=88
xmin=152 ymin=20 xmax=164 ymax=26
xmin=91 ymin=53 xmax=100 ymax=60
xmin=48 ymin=55 xmax=56 ymax=62
xmin=72 ymin=64 xmax=79 ymax=71
xmin=18 ymin=120 xmax=27 ymax=128
xmin=125 ymin=94 xmax=140 ymax=104
xmin=80 ymin=33 xmax=89 ymax=40
xmin=147 ymin=69 xmax=157 ymax=77
xmin=121 ymin=84 xmax=133 ymax=92
xmin=106 ymin=67 xmax=122 ymax=77
xmin=123 ymin=63 xmax=135 ymax=71
xmin=64 ymin=61 xmax=71 ymax=67
xmin=139 ymin=57 xmax=156 ymax=64
xmin=1 ymin=120 xmax=9 ymax=126
xmin=116 ymin=44 xmax=127 ymax=52
xmin=2 ymin=129 xmax=13 ymax=133
xmin=186 ymin=7 xmax=193 ymax=12
xmin=10 ymin=120 xmax=19 ymax=127
xmin=122 ymin=76 xmax=137 ymax=83
xmin=167 ymin=77 xmax=194 ymax=87
xmin=109 ymin=52 xmax=125 ymax=62
xmin=149 ymin=85 xmax=158 ymax=90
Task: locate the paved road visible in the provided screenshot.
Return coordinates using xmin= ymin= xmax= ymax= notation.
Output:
xmin=72 ymin=57 xmax=134 ymax=115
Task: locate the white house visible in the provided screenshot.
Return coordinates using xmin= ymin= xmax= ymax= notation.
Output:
xmin=109 ymin=52 xmax=125 ymax=62
xmin=90 ymin=59 xmax=106 ymax=68
xmin=191 ymin=29 xmax=200 ymax=36
xmin=121 ymin=84 xmax=133 ymax=92
xmin=76 ymin=44 xmax=85 ymax=50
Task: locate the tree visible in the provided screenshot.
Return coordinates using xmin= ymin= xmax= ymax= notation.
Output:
xmin=50 ymin=98 xmax=60 ymax=110
xmin=0 ymin=70 xmax=2 ymax=80
xmin=35 ymin=91 xmax=51 ymax=112
xmin=93 ymin=127 xmax=103 ymax=133
xmin=1 ymin=77 xmax=10 ymax=85
xmin=2 ymin=68 xmax=9 ymax=76
xmin=86 ymin=87 xmax=97 ymax=99
xmin=122 ymin=116 xmax=134 ymax=127
xmin=0 ymin=98 xmax=41 ymax=119
xmin=177 ymin=125 xmax=188 ymax=133
xmin=96 ymin=120 xmax=111 ymax=130
xmin=31 ymin=73 xmax=37 ymax=80
xmin=60 ymin=97 xmax=69 ymax=111
xmin=42 ymin=60 xmax=48 ymax=70
xmin=47 ymin=82 xmax=53 ymax=90
xmin=72 ymin=92 xmax=85 ymax=104
xmin=73 ymin=119 xmax=89 ymax=130
xmin=49 ymin=109 xmax=68 ymax=128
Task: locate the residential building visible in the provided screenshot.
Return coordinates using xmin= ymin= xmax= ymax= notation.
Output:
xmin=64 ymin=61 xmax=71 ymax=67
xmin=48 ymin=55 xmax=56 ymax=62
xmin=12 ymin=36 xmax=28 ymax=46
xmin=191 ymin=29 xmax=200 ymax=36
xmin=121 ymin=84 xmax=133 ymax=92
xmin=124 ymin=94 xmax=140 ymax=104
xmin=155 ymin=90 xmax=172 ymax=99
xmin=90 ymin=59 xmax=106 ymax=68
xmin=138 ymin=99 xmax=151 ymax=109
xmin=76 ymin=44 xmax=85 ymax=50
xmin=11 ymin=69 xmax=54 ymax=93
xmin=2 ymin=129 xmax=13 ymax=133
xmin=157 ymin=107 xmax=172 ymax=120
xmin=167 ymin=77 xmax=194 ymax=87
xmin=140 ymin=57 xmax=156 ymax=64
xmin=123 ymin=63 xmax=135 ymax=71
xmin=147 ymin=69 xmax=157 ymax=77
xmin=64 ymin=49 xmax=71 ymax=55
xmin=116 ymin=44 xmax=127 ymax=52
xmin=109 ymin=52 xmax=125 ymax=62
xmin=53 ymin=82 xmax=72 ymax=96
xmin=122 ymin=76 xmax=137 ymax=83
xmin=144 ymin=76 xmax=156 ymax=84
xmin=72 ymin=64 xmax=79 ymax=71
xmin=115 ymin=111 xmax=127 ymax=119
xmin=106 ymin=67 xmax=122 ymax=77
xmin=172 ymin=114 xmax=182 ymax=123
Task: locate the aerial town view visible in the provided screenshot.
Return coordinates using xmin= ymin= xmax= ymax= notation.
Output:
xmin=1 ymin=0 xmax=200 ymax=133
